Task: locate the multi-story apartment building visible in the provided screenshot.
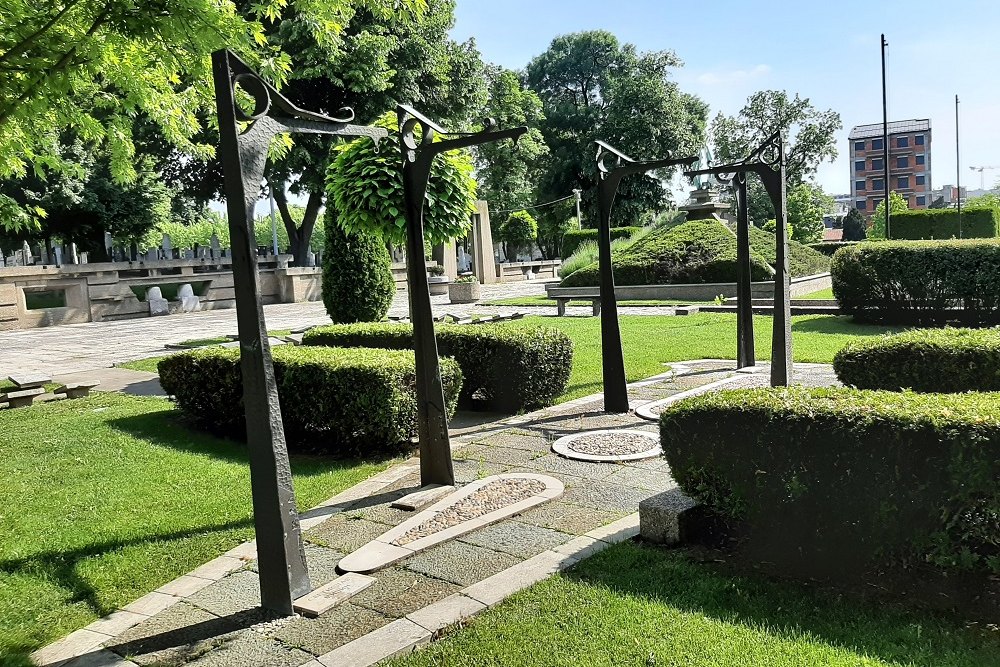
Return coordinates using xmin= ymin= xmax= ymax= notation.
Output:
xmin=848 ymin=119 xmax=931 ymax=216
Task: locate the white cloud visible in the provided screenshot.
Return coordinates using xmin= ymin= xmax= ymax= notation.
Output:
xmin=695 ymin=64 xmax=772 ymax=86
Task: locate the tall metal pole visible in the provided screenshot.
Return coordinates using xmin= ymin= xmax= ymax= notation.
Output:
xmin=881 ymin=34 xmax=891 ymax=238
xmin=573 ymin=188 xmax=582 ymax=226
xmin=734 ymin=174 xmax=755 ymax=368
xmin=956 ymin=94 xmax=962 ymax=234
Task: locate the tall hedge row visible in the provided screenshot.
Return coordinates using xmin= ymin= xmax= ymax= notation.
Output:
xmin=660 ymin=387 xmax=1000 ymax=577
xmin=805 ymin=241 xmax=859 ymax=256
xmin=159 ymin=345 xmax=462 ymax=454
xmin=562 ymin=227 xmax=641 ymax=258
xmin=831 ymin=239 xmax=1000 ymax=325
xmin=302 ymin=322 xmax=573 ymax=412
xmin=888 ymin=208 xmax=999 ymax=240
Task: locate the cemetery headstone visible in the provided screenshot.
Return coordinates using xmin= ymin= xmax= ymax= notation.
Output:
xmin=161 ymin=234 xmax=172 ymax=258
xmin=210 ymin=233 xmax=221 ymax=259
xmin=67 ymin=243 xmax=79 ymax=265
xmin=177 ymin=283 xmax=201 ymax=312
xmin=305 ymin=247 xmax=316 ymax=267
xmin=22 ymin=241 xmax=32 ymax=265
xmin=147 ymin=286 xmax=169 ymax=316
xmin=54 ymin=246 xmax=63 ymax=266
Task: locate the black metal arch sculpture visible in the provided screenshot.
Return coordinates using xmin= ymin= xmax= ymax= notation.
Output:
xmin=397 ymin=105 xmax=526 ymax=487
xmin=594 ymin=141 xmax=697 ymax=413
xmin=211 ymin=49 xmax=389 ymax=614
xmin=685 ymin=130 xmax=792 ymax=387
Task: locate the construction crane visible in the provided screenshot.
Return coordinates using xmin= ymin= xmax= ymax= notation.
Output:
xmin=969 ymin=165 xmax=1000 ymax=190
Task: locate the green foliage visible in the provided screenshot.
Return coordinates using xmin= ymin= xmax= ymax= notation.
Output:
xmin=561 ymin=227 xmax=641 ymax=258
xmin=158 ymin=344 xmax=461 ymax=453
xmin=882 ymin=208 xmax=999 ymax=240
xmin=560 ymin=219 xmax=830 ymax=287
xmin=785 ymin=182 xmax=831 ymax=243
xmin=711 ymin=91 xmax=842 ymax=225
xmin=321 ymin=212 xmax=395 ymax=324
xmin=834 ymin=327 xmax=1000 ymax=392
xmin=869 ymin=191 xmax=909 ymax=239
xmin=805 ymin=241 xmax=859 ymax=256
xmin=475 ymin=66 xmax=548 ymax=230
xmin=303 ymin=322 xmax=573 ymax=412
xmin=831 ymin=240 xmax=1000 ymax=325
xmin=535 ymin=200 xmax=576 ymax=259
xmin=662 ymin=386 xmax=1000 ymax=576
xmin=526 ymin=31 xmax=707 ymax=226
xmin=0 ymin=0 xmax=423 ymax=230
xmin=327 ymin=112 xmax=476 ymax=245
xmin=497 ymin=210 xmax=538 ymax=258
xmin=841 ymin=207 xmax=867 ymax=241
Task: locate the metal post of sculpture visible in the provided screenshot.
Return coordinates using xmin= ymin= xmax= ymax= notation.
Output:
xmin=594 ymin=142 xmax=697 ymax=412
xmin=685 ymin=130 xmax=791 ymax=386
xmin=733 ymin=173 xmax=755 ymax=368
xmin=398 ymin=105 xmax=526 ymax=486
xmin=212 ymin=49 xmax=388 ymax=614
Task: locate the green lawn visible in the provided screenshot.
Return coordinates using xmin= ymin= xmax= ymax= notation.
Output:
xmin=482 ymin=295 xmax=704 ymax=307
xmin=519 ymin=314 xmax=902 ymax=402
xmin=386 ymin=541 xmax=999 ymax=667
xmin=0 ymin=393 xmax=394 ymax=666
xmin=118 ymin=314 xmax=901 ymax=403
xmin=799 ymin=287 xmax=835 ymax=299
xmin=118 ymin=330 xmax=293 ymax=373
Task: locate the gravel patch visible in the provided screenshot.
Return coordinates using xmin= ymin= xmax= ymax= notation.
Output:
xmin=567 ymin=431 xmax=658 ymax=456
xmin=392 ymin=478 xmax=546 ymax=546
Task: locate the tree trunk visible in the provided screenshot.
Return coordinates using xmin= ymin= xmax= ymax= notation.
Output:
xmin=273 ymin=186 xmax=323 ymax=266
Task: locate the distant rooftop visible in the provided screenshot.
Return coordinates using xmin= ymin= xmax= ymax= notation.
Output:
xmin=849 ymin=119 xmax=931 ymax=140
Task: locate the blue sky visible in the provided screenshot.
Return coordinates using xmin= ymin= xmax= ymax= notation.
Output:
xmin=452 ymin=0 xmax=1000 ymax=196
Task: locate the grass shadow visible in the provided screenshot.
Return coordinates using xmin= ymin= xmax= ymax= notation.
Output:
xmin=566 ymin=541 xmax=999 ymax=666
xmin=790 ymin=315 xmax=905 ymax=336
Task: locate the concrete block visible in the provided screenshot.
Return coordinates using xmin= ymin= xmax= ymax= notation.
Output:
xmin=638 ymin=487 xmax=699 ymax=545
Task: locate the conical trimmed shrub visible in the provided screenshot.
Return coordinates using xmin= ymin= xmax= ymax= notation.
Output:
xmin=322 ymin=210 xmax=395 ymax=323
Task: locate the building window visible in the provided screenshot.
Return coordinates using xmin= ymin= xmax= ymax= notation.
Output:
xmin=897 ymin=156 xmax=909 ymax=168
xmin=872 ymin=178 xmax=884 ymax=191
xmin=872 ymin=138 xmax=884 ymax=150
xmin=898 ymin=176 xmax=909 ymax=189
xmin=855 ymin=160 xmax=865 ymax=172
xmin=916 ymin=154 xmax=925 ymax=165
xmin=854 ymin=140 xmax=865 ymax=152
xmin=916 ymin=174 xmax=925 ymax=186
xmin=855 ymin=180 xmax=866 ymax=191
xmin=897 ymin=136 xmax=909 ymax=148
xmin=873 ymin=198 xmax=883 ymax=210
xmin=856 ymin=200 xmax=867 ymax=211
xmin=915 ymin=135 xmax=925 ymax=146
xmin=872 ymin=158 xmax=884 ymax=170
xmin=916 ymin=195 xmax=926 ymax=206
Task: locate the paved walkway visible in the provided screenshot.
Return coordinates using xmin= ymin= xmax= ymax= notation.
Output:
xmin=0 ymin=281 xmax=556 ymax=377
xmin=31 ymin=361 xmax=842 ymax=667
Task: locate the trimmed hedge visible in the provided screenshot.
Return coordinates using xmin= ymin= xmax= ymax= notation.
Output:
xmin=661 ymin=387 xmax=1000 ymax=576
xmin=560 ymin=219 xmax=830 ymax=287
xmin=562 ymin=227 xmax=641 ymax=258
xmin=159 ymin=345 xmax=462 ymax=454
xmin=888 ymin=208 xmax=999 ymax=240
xmin=834 ymin=327 xmax=1000 ymax=392
xmin=831 ymin=239 xmax=1000 ymax=325
xmin=806 ymin=240 xmax=859 ymax=256
xmin=302 ymin=322 xmax=572 ymax=412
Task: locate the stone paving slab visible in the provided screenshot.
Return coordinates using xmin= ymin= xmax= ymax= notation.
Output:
xmin=31 ymin=359 xmax=836 ymax=667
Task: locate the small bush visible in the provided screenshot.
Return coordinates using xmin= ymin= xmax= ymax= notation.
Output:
xmin=322 ymin=215 xmax=395 ymax=323
xmin=561 ymin=227 xmax=641 ymax=258
xmin=661 ymin=386 xmax=1000 ymax=576
xmin=888 ymin=208 xmax=998 ymax=240
xmin=831 ymin=239 xmax=1000 ymax=325
xmin=497 ymin=210 xmax=538 ymax=259
xmin=303 ymin=322 xmax=573 ymax=412
xmin=158 ymin=345 xmax=462 ymax=453
xmin=834 ymin=327 xmax=1000 ymax=392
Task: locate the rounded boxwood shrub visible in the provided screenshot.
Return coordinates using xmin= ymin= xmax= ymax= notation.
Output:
xmin=661 ymin=387 xmax=1000 ymax=577
xmin=834 ymin=327 xmax=1000 ymax=392
xmin=831 ymin=239 xmax=1000 ymax=325
xmin=321 ymin=211 xmax=395 ymax=324
xmin=560 ymin=219 xmax=829 ymax=287
xmin=302 ymin=322 xmax=573 ymax=412
xmin=158 ymin=345 xmax=462 ymax=454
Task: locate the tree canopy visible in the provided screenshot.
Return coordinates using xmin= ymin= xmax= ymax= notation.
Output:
xmin=711 ymin=90 xmax=841 ymax=225
xmin=0 ymin=0 xmax=425 ymax=231
xmin=525 ymin=30 xmax=707 ymax=227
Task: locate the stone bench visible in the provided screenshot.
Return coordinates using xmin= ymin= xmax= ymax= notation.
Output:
xmin=551 ymin=294 xmax=601 ymax=317
xmin=55 ymin=381 xmax=101 ymax=399
xmin=1 ymin=387 xmax=45 ymax=408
